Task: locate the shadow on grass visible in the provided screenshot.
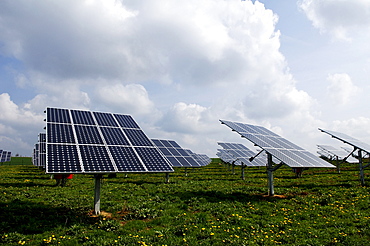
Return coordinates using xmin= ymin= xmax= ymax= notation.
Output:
xmin=173 ymin=190 xmax=287 ymax=204
xmin=0 ymin=199 xmax=93 ymax=235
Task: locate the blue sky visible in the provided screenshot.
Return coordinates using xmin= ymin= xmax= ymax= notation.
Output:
xmin=1 ymin=0 xmax=370 ymax=157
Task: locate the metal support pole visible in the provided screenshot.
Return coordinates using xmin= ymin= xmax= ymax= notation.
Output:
xmin=165 ymin=173 xmax=170 ymax=183
xmin=336 ymin=156 xmax=340 ymax=173
xmin=184 ymin=167 xmax=188 ymax=176
xmin=94 ymin=174 xmax=103 ymax=215
xmin=232 ymin=164 xmax=235 ymax=175
xmin=267 ymin=153 xmax=274 ymax=196
xmin=358 ymin=150 xmax=365 ymax=186
xmin=241 ymin=164 xmax=245 ymax=180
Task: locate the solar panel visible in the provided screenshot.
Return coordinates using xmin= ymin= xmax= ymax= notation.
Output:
xmin=45 ymin=107 xmax=174 ymax=174
xmin=317 ymin=144 xmax=357 ymax=162
xmin=319 ymin=129 xmax=370 ymax=154
xmin=6 ymin=152 xmax=11 ymax=162
xmin=217 ymin=149 xmax=242 ymax=165
xmin=39 ymin=133 xmax=46 ymax=168
xmin=0 ymin=151 xmax=7 ymax=162
xmin=221 ymin=120 xmax=334 ymax=168
xmin=184 ymin=149 xmax=211 ymax=166
xmin=152 ymin=139 xmax=201 ymax=167
xmin=218 ymin=142 xmax=266 ymax=167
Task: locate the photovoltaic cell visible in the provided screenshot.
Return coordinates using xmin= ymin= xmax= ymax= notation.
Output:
xmin=75 ymin=125 xmax=103 ymax=144
xmin=94 ymin=112 xmax=119 ymax=127
xmin=47 ymin=144 xmax=81 ymax=172
xmin=45 ymin=107 xmax=173 ymax=174
xmin=220 ymin=120 xmax=334 ymax=168
xmin=79 ymin=145 xmax=114 ymax=172
xmin=100 ymin=127 xmax=129 ymax=145
xmin=71 ymin=110 xmax=95 ymax=125
xmin=47 ymin=124 xmax=75 ymax=143
xmin=47 ymin=108 xmax=71 ymax=123
xmin=124 ymin=129 xmax=153 ymax=146
xmin=109 ymin=146 xmax=146 ymax=172
xmin=114 ymin=114 xmax=140 ymax=129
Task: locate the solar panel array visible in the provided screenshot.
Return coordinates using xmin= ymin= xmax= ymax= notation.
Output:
xmin=317 ymin=144 xmax=357 ymax=162
xmin=218 ymin=142 xmax=266 ymax=167
xmin=184 ymin=149 xmax=211 ymax=166
xmin=221 ymin=120 xmax=334 ymax=168
xmin=45 ymin=107 xmax=174 ymax=174
xmin=319 ymin=129 xmax=370 ymax=154
xmin=152 ymin=139 xmax=201 ymax=167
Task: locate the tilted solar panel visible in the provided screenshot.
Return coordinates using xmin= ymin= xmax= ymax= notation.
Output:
xmin=221 ymin=120 xmax=334 ymax=168
xmin=218 ymin=142 xmax=266 ymax=167
xmin=317 ymin=144 xmax=357 ymax=162
xmin=319 ymin=129 xmax=370 ymax=154
xmin=0 ymin=151 xmax=7 ymax=162
xmin=152 ymin=139 xmax=201 ymax=167
xmin=6 ymin=151 xmax=11 ymax=162
xmin=39 ymin=133 xmax=46 ymax=168
xmin=45 ymin=107 xmax=174 ymax=174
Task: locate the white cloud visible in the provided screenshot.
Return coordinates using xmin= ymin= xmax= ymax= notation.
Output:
xmin=0 ymin=0 xmax=331 ymax=156
xmin=299 ymin=0 xmax=370 ymax=41
xmin=0 ymin=93 xmax=44 ymax=155
xmin=94 ymin=83 xmax=157 ymax=116
xmin=326 ymin=73 xmax=359 ymax=105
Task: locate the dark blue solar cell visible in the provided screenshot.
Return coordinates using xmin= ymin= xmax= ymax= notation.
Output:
xmin=94 ymin=112 xmax=119 ymax=127
xmin=71 ymin=110 xmax=95 ymax=125
xmin=39 ymin=133 xmax=46 ymax=142
xmin=152 ymin=139 xmax=164 ymax=147
xmin=100 ymin=127 xmax=129 ymax=145
xmin=177 ymin=149 xmax=190 ymax=156
xmin=177 ymin=157 xmax=191 ymax=167
xmin=161 ymin=140 xmax=173 ymax=148
xmin=47 ymin=108 xmax=71 ymax=123
xmin=39 ymin=142 xmax=46 ymax=154
xmin=109 ymin=146 xmax=146 ymax=172
xmin=169 ymin=140 xmax=181 ymax=148
xmin=167 ymin=156 xmax=182 ymax=167
xmin=124 ymin=129 xmax=153 ymax=146
xmin=184 ymin=156 xmax=199 ymax=166
xmin=75 ymin=125 xmax=103 ymax=144
xmin=39 ymin=154 xmax=46 ymax=167
xmin=168 ymin=148 xmax=180 ymax=156
xmin=47 ymin=123 xmax=75 ymax=143
xmin=114 ymin=114 xmax=140 ymax=129
xmin=135 ymin=147 xmax=173 ymax=172
xmin=79 ymin=145 xmax=115 ymax=172
xmin=159 ymin=147 xmax=172 ymax=156
xmin=47 ymin=144 xmax=81 ymax=173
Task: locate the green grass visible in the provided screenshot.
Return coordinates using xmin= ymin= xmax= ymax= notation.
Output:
xmin=1 ymin=159 xmax=370 ymax=245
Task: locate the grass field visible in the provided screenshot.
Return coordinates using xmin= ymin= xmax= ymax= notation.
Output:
xmin=1 ymin=158 xmax=370 ymax=245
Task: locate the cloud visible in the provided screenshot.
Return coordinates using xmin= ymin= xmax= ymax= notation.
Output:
xmin=326 ymin=73 xmax=359 ymax=105
xmin=0 ymin=93 xmax=44 ymax=155
xmin=0 ymin=0 xmax=327 ymax=156
xmin=94 ymin=83 xmax=157 ymax=117
xmin=299 ymin=0 xmax=370 ymax=40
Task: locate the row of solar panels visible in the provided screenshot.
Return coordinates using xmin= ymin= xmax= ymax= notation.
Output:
xmin=0 ymin=150 xmax=12 ymax=163
xmin=32 ymin=108 xmax=211 ymax=173
xmin=33 ymin=107 xmax=370 ymax=175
